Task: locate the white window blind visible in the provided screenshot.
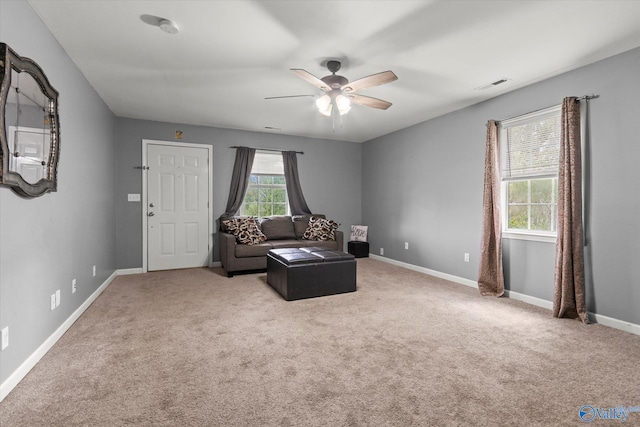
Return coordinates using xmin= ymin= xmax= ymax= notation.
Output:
xmin=500 ymin=105 xmax=561 ymax=180
xmin=252 ymin=151 xmax=284 ymax=174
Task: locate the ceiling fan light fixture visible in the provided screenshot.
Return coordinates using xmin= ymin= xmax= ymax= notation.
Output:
xmin=275 ymin=60 xmax=397 ymax=120
xmin=316 ymin=95 xmax=332 ymax=117
xmin=335 ymin=94 xmax=351 ymax=115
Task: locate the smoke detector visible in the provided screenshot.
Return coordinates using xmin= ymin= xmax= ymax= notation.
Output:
xmin=159 ymin=19 xmax=179 ymax=34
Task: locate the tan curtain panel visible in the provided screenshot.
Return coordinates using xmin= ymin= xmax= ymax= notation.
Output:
xmin=553 ymin=97 xmax=588 ymax=323
xmin=478 ymin=120 xmax=504 ymax=296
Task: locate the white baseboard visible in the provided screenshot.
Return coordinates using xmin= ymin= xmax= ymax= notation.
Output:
xmin=589 ymin=312 xmax=640 ymax=335
xmin=370 ymin=254 xmax=640 ymax=336
xmin=503 ymin=289 xmax=554 ymax=310
xmin=369 ymin=254 xmax=478 ymax=288
xmin=117 ymin=267 xmax=143 ymax=275
xmin=1 ymin=270 xmax=119 ymax=402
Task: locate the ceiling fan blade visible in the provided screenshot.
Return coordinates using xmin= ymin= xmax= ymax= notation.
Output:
xmin=348 ymin=94 xmax=393 ymax=110
xmin=290 ymin=69 xmax=332 ymax=91
xmin=264 ymin=94 xmax=316 ymax=100
xmin=341 ymin=70 xmax=398 ymax=93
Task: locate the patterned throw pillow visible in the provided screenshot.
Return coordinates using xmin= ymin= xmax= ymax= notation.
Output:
xmin=222 ymin=217 xmax=267 ymax=245
xmin=303 ymin=216 xmax=340 ymax=241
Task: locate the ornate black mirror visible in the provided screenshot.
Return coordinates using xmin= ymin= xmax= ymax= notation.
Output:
xmin=0 ymin=43 xmax=60 ymax=198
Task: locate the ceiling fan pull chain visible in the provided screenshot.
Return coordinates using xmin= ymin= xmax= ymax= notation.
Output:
xmin=332 ymin=97 xmax=338 ymax=132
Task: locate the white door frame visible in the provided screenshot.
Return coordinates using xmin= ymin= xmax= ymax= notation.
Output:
xmin=141 ymin=139 xmax=213 ymax=273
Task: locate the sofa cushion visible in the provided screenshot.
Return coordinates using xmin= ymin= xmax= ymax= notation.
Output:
xmin=268 ymin=240 xmax=302 ymax=249
xmin=259 ymin=216 xmax=296 ymax=240
xmin=222 ymin=217 xmax=267 ymax=245
xmin=293 ymin=214 xmax=325 ymax=238
xmin=303 ymin=216 xmax=340 ymax=241
xmin=298 ymin=239 xmax=337 ymax=250
xmin=235 ymin=242 xmax=273 ymax=257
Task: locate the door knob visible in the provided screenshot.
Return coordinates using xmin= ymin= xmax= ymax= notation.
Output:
xmin=149 ymin=203 xmax=155 ymax=207
xmin=148 ymin=212 xmax=155 ymax=217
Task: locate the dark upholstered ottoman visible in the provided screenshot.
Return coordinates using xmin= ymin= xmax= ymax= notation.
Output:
xmin=267 ymin=247 xmax=356 ymax=301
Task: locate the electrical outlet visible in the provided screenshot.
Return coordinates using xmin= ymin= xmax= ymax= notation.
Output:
xmin=380 ymin=247 xmax=384 ymax=256
xmin=92 ymin=265 xmax=96 ymax=277
xmin=72 ymin=279 xmax=77 ymax=294
xmin=50 ymin=294 xmax=56 ymax=311
xmin=404 ymin=242 xmax=409 ymax=250
xmin=464 ymin=253 xmax=470 ymax=263
xmin=55 ymin=289 xmax=61 ymax=307
xmin=1 ymin=327 xmax=8 ymax=350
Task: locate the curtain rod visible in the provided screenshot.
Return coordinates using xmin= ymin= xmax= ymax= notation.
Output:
xmin=229 ymin=146 xmax=304 ymax=155
xmin=497 ymin=94 xmax=599 ymax=123
xmin=576 ymin=94 xmax=599 ymax=102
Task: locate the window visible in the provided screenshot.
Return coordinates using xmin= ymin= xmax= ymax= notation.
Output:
xmin=500 ymin=105 xmax=561 ymax=240
xmin=240 ymin=151 xmax=289 ymax=217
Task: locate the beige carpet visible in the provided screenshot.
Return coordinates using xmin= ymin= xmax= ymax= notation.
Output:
xmin=1 ymin=258 xmax=638 ymax=426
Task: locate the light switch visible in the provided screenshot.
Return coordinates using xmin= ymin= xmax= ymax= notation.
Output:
xmin=128 ymin=193 xmax=141 ymax=202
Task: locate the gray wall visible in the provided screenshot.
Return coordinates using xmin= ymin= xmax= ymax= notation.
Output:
xmin=114 ymin=119 xmax=362 ymax=269
xmin=0 ymin=0 xmax=117 ymax=384
xmin=363 ymin=47 xmax=640 ymax=326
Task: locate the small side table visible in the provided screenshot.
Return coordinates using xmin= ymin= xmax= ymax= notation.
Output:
xmin=348 ymin=241 xmax=369 ymax=258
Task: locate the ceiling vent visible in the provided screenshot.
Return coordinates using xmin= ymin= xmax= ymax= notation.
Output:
xmin=474 ymin=78 xmax=511 ymax=91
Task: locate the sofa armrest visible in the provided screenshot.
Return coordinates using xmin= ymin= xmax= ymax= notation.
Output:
xmin=335 ymin=230 xmax=344 ymax=252
xmin=219 ymin=231 xmax=237 ymax=271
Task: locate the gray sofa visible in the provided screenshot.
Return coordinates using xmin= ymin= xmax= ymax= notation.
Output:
xmin=219 ymin=214 xmax=343 ymax=277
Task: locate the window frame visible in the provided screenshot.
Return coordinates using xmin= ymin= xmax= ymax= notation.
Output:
xmin=499 ymin=105 xmax=562 ymax=243
xmin=239 ymin=151 xmax=290 ymax=217
xmin=501 ymin=176 xmax=558 ymax=243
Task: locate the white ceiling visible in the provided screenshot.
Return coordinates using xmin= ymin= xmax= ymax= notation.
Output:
xmin=27 ymin=0 xmax=640 ymax=143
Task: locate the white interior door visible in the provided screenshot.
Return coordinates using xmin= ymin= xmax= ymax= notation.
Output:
xmin=146 ymin=143 xmax=210 ymax=271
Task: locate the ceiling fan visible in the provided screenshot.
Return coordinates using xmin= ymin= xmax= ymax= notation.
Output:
xmin=266 ymin=60 xmax=398 ymax=117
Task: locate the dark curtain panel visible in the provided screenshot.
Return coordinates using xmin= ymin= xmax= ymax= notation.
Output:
xmin=282 ymin=151 xmax=312 ymax=215
xmin=553 ymin=97 xmax=588 ymax=323
xmin=221 ymin=147 xmax=255 ymax=219
xmin=478 ymin=120 xmax=505 ymax=296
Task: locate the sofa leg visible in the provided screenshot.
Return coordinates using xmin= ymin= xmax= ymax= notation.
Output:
xmin=227 ymin=272 xmax=234 ymax=278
